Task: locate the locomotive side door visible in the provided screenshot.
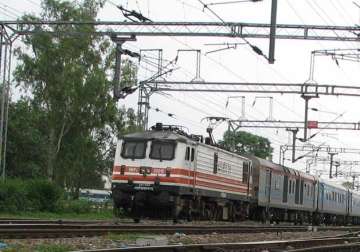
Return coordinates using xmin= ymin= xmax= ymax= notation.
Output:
xmin=190 ymin=144 xmax=197 ymax=193
xmin=184 ymin=144 xmax=197 ymax=193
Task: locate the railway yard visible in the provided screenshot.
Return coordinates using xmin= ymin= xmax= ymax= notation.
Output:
xmin=2 ymin=0 xmax=360 ymax=252
xmin=0 ymin=219 xmax=360 ymax=251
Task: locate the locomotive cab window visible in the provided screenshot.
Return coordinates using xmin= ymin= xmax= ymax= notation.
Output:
xmin=191 ymin=148 xmax=195 ymax=162
xmin=121 ymin=140 xmax=147 ymax=159
xmin=150 ymin=140 xmax=176 ymax=161
xmin=185 ymin=147 xmax=190 ymax=161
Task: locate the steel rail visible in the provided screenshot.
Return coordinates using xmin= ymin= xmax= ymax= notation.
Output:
xmin=1 ymin=223 xmax=360 ymax=239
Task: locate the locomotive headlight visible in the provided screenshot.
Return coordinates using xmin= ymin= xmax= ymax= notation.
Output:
xmin=139 ymin=167 xmax=145 ymax=174
xmin=166 ymin=167 xmax=171 ymax=177
xmin=146 ymin=167 xmax=152 ymax=174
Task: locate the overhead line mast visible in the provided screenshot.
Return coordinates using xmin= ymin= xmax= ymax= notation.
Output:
xmin=2 ymin=21 xmax=360 ymax=41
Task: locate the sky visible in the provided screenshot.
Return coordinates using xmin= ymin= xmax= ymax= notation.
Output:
xmin=2 ymin=0 xmax=360 ymax=185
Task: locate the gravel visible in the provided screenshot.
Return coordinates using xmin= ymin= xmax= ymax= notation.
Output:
xmin=1 ymin=230 xmax=351 ymax=251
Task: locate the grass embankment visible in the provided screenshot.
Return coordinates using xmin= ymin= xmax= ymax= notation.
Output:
xmin=0 ymin=209 xmax=114 ymax=220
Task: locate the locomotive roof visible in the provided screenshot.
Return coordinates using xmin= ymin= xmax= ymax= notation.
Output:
xmin=122 ymin=130 xmax=189 ymax=143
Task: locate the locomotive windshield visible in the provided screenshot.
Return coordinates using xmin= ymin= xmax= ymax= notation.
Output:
xmin=150 ymin=140 xmax=176 ymax=161
xmin=121 ymin=140 xmax=147 ymax=159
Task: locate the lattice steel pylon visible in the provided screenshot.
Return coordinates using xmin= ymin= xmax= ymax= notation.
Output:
xmin=0 ymin=25 xmax=14 ymax=181
xmin=137 ymin=86 xmax=150 ymax=131
xmin=137 ymin=49 xmax=163 ymax=131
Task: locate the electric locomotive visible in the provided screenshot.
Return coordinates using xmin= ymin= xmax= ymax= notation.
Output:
xmin=112 ymin=123 xmax=253 ymax=221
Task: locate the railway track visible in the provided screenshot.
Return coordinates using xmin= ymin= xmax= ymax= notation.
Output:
xmin=75 ymin=235 xmax=360 ymax=252
xmin=1 ymin=222 xmax=360 ymax=239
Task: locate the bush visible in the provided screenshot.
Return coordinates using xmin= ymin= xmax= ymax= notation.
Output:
xmin=0 ymin=179 xmax=63 ymax=212
xmin=0 ymin=179 xmax=29 ymax=212
xmin=26 ymin=180 xmax=62 ymax=212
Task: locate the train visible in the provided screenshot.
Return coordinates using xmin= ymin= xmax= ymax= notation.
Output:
xmin=111 ymin=123 xmax=360 ymax=224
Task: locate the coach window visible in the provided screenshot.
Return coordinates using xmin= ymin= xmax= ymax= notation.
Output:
xmin=191 ymin=148 xmax=195 ymax=162
xmin=289 ymin=180 xmax=292 ymax=194
xmin=150 ymin=140 xmax=176 ymax=161
xmin=185 ymin=147 xmax=190 ymax=161
xmin=121 ymin=140 xmax=147 ymax=159
xmin=292 ymin=180 xmax=295 ymax=194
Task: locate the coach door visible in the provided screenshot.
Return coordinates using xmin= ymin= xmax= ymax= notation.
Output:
xmin=318 ymin=183 xmax=324 ymax=211
xmin=300 ymin=180 xmax=304 ymax=205
xmin=265 ymin=169 xmax=272 ymax=205
xmin=282 ymin=175 xmax=288 ymax=203
xmin=295 ymin=178 xmax=300 ymax=204
xmin=348 ymin=191 xmax=352 ymax=216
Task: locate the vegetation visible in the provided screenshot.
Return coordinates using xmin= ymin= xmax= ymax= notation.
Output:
xmin=5 ymin=0 xmax=139 ymax=199
xmin=2 ymin=244 xmax=73 ymax=252
xmin=342 ymin=181 xmax=354 ymax=190
xmin=220 ymin=130 xmax=273 ymax=159
xmin=0 ymin=179 xmax=114 ymax=218
xmin=0 ymin=210 xmax=113 ymax=220
xmin=106 ymin=233 xmax=146 ymax=242
xmin=0 ymin=179 xmax=62 ymax=212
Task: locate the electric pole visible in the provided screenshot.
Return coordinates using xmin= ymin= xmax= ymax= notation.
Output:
xmin=329 ymin=152 xmax=338 ymax=179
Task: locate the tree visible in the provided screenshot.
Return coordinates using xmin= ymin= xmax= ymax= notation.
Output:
xmin=342 ymin=181 xmax=354 ymax=190
xmin=220 ymin=130 xmax=273 ymax=159
xmin=6 ymin=99 xmax=48 ymax=178
xmin=13 ymin=0 xmax=139 ymax=192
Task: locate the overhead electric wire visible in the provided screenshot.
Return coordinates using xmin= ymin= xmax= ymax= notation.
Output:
xmin=130 ymin=1 xmax=300 ymax=147
xmin=330 ymin=0 xmax=356 ymax=26
xmin=131 ymin=45 xmax=287 ymax=146
xmin=189 ymin=0 xmax=304 ymax=118
xmin=0 ymin=4 xmax=21 ymax=18
xmin=111 ymin=1 xmax=356 ymax=161
xmin=190 ymin=0 xmax=360 ymax=165
xmin=206 ymin=0 xmax=262 ymax=6
xmin=0 ymin=9 xmax=17 ymax=19
xmin=24 ymin=0 xmax=40 ymax=7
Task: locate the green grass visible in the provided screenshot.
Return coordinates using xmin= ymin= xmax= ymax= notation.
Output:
xmin=106 ymin=232 xmax=146 ymax=242
xmin=1 ymin=244 xmax=73 ymax=252
xmin=34 ymin=244 xmax=74 ymax=252
xmin=0 ymin=209 xmax=115 ymax=220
